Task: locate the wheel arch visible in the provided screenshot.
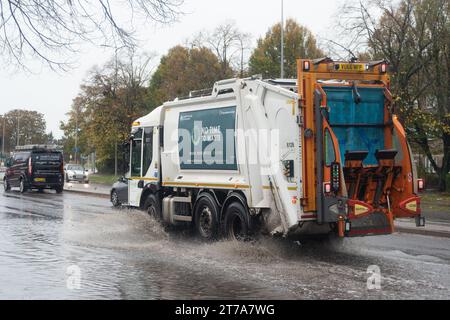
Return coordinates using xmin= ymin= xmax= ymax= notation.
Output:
xmin=193 ymin=190 xmax=220 ymax=223
xmin=220 ymin=191 xmax=249 ymax=221
xmin=195 ymin=189 xmax=222 ymax=205
xmin=139 ymin=183 xmax=160 ymax=209
xmin=19 ymin=173 xmax=30 ymax=186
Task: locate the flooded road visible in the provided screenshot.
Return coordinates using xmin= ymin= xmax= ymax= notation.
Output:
xmin=0 ymin=188 xmax=449 ymax=299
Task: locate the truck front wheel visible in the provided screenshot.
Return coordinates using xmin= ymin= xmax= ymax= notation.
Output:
xmin=223 ymin=202 xmax=252 ymax=241
xmin=194 ymin=194 xmax=220 ymax=240
xmin=144 ymin=194 xmax=161 ymax=221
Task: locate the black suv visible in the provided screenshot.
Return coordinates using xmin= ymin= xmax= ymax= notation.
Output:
xmin=3 ymin=145 xmax=64 ymax=193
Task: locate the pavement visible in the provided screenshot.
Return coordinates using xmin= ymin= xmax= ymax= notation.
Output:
xmin=395 ymin=218 xmax=450 ymax=238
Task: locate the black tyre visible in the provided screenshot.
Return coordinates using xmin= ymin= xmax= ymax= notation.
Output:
xmin=144 ymin=194 xmax=161 ymax=220
xmin=65 ymin=174 xmax=69 ymax=182
xmin=55 ymin=186 xmax=63 ymax=194
xmin=111 ymin=189 xmax=121 ymax=207
xmin=223 ymin=202 xmax=252 ymax=241
xmin=194 ymin=194 xmax=220 ymax=240
xmin=19 ymin=178 xmax=27 ymax=193
xmin=4 ymin=179 xmax=10 ymax=192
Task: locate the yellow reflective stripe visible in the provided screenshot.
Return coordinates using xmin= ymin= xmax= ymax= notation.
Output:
xmin=130 ymin=177 xmax=159 ymax=181
xmin=131 ymin=180 xmax=295 ymax=191
xmin=405 ymin=200 xmax=418 ymax=212
xmin=162 ymin=182 xmax=249 ymax=189
xmin=263 ymin=186 xmax=298 ymax=191
xmin=354 ymin=204 xmax=370 ymax=216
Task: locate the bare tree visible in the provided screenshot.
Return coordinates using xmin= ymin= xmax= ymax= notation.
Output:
xmin=192 ymin=21 xmax=252 ymax=77
xmin=61 ymin=49 xmax=155 ymax=171
xmin=0 ymin=0 xmax=183 ymax=70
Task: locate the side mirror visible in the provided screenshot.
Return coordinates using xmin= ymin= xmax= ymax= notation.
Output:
xmin=119 ymin=176 xmax=127 ymax=183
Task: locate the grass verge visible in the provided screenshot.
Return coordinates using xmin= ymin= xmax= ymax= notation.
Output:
xmin=88 ymin=174 xmax=118 ymax=185
xmin=420 ymin=191 xmax=450 ymax=222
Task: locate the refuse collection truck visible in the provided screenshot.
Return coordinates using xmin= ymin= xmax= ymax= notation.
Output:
xmin=111 ymin=57 xmax=425 ymax=240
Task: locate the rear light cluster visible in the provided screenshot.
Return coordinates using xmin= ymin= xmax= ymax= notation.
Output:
xmin=28 ymin=157 xmax=32 ymax=175
xmin=303 ymin=60 xmax=310 ymax=71
xmin=324 ymin=182 xmax=332 ymax=194
xmin=324 ymin=163 xmax=341 ymax=194
xmin=379 ymin=63 xmax=387 ymax=73
xmin=417 ymin=179 xmax=425 ymax=192
xmin=331 ymin=163 xmax=340 ymax=192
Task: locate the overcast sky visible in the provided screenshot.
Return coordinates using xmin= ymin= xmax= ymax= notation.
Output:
xmin=0 ymin=0 xmax=341 ymax=138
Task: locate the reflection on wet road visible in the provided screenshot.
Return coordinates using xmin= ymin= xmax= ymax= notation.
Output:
xmin=0 ymin=188 xmax=449 ymax=299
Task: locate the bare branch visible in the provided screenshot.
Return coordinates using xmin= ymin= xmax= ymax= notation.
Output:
xmin=0 ymin=0 xmax=184 ymax=71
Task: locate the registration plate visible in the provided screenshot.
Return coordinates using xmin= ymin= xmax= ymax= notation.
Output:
xmin=335 ymin=63 xmax=365 ymax=72
xmin=34 ymin=178 xmax=46 ymax=182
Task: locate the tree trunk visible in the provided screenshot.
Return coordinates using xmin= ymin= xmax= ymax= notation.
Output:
xmin=438 ymin=132 xmax=450 ymax=192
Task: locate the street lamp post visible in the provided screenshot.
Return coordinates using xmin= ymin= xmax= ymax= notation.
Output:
xmin=16 ymin=116 xmax=20 ymax=147
xmin=2 ymin=116 xmax=5 ymax=156
xmin=280 ymin=0 xmax=285 ymax=79
xmin=75 ymin=112 xmax=78 ymax=164
xmin=115 ymin=142 xmax=118 ymax=177
xmin=113 ymin=46 xmax=124 ymax=177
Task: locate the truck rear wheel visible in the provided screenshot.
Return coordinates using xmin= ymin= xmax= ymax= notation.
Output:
xmin=144 ymin=194 xmax=161 ymax=221
xmin=223 ymin=202 xmax=252 ymax=241
xmin=194 ymin=194 xmax=220 ymax=240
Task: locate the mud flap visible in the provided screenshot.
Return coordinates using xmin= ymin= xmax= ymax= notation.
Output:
xmin=347 ymin=212 xmax=392 ymax=237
